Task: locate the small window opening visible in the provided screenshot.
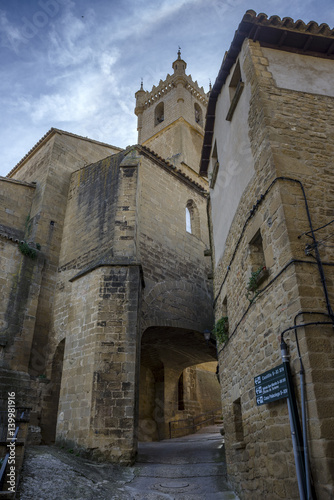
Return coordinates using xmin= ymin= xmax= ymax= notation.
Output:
xmin=226 ymin=60 xmax=244 ymax=121
xmin=233 ymin=397 xmax=244 ymax=442
xmin=229 ymin=60 xmax=242 ymax=101
xmin=178 ymin=373 xmax=185 ymax=411
xmin=249 ymin=230 xmax=266 ymax=271
xmin=248 ymin=229 xmax=268 ymax=292
xmin=194 ymin=103 xmax=203 ymax=127
xmin=155 ymin=102 xmax=164 ymax=125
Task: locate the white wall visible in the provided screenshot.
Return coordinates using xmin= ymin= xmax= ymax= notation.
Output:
xmin=263 ymin=48 xmax=334 ymax=97
xmin=210 ymin=42 xmax=255 ymax=266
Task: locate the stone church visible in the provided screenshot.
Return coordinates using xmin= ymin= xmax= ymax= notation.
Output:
xmin=0 ymin=50 xmax=219 ymax=464
xmin=1 ymin=9 xmax=334 ymax=500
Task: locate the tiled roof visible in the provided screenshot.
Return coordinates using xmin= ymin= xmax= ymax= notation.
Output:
xmin=245 ymin=10 xmax=334 ymax=37
xmin=200 ymin=10 xmax=334 ymax=175
xmin=7 ymin=128 xmax=123 ymax=178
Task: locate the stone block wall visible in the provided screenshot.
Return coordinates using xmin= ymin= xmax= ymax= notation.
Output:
xmin=0 ymin=131 xmax=122 ymax=441
xmin=56 ymin=265 xmax=141 ymax=463
xmin=138 ymin=153 xmax=213 ymax=332
xmin=211 ymin=39 xmax=334 ymax=500
xmin=51 ymin=150 xmax=141 ymax=462
xmin=8 ymin=132 xmax=121 ymax=378
xmin=143 ymin=119 xmax=205 ymax=174
xmin=0 ymin=178 xmax=44 ymax=374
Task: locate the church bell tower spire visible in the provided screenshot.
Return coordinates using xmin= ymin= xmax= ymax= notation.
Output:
xmin=134 ymin=50 xmax=208 ymax=174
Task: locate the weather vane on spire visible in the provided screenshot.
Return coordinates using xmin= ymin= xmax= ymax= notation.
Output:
xmin=178 ymin=46 xmax=181 ymax=59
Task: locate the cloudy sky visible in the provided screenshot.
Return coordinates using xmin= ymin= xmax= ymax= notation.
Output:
xmin=1 ymin=0 xmax=334 ymax=177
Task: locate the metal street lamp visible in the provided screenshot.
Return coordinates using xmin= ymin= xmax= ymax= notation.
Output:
xmin=203 ymin=329 xmax=211 ymax=344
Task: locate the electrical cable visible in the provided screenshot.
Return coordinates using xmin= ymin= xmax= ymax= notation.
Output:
xmin=217 ymin=261 xmax=333 ymax=355
xmin=213 ymin=176 xmax=334 ymax=322
xmin=298 ymin=218 xmax=334 ymax=239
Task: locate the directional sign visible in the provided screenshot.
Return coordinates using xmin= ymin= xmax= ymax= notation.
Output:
xmin=254 ymin=363 xmax=288 ymax=406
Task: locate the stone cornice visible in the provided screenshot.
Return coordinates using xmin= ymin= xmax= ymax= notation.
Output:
xmin=141 ymin=72 xmax=208 ymax=109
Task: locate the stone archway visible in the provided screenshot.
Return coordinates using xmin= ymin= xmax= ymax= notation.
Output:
xmin=138 ymin=326 xmax=218 ymax=441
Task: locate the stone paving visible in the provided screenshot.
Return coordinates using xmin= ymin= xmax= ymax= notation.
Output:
xmin=17 ymin=425 xmax=239 ymax=499
xmin=122 ymin=425 xmax=239 ymax=499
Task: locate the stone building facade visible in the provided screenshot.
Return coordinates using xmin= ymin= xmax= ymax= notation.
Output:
xmin=200 ymin=11 xmax=334 ymax=500
xmin=0 ymin=54 xmax=218 ymax=463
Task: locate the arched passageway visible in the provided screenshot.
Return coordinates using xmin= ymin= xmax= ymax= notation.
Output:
xmin=138 ymin=326 xmax=219 ymax=441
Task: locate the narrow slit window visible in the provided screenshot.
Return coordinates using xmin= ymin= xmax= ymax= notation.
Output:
xmin=186 ymin=206 xmax=192 ymax=233
xmin=178 ymin=373 xmax=185 ymax=411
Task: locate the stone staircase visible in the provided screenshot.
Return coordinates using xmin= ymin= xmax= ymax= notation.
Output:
xmin=169 ymin=408 xmax=223 ymax=439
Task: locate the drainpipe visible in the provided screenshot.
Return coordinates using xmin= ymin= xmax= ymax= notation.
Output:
xmin=281 ymin=339 xmax=306 ymax=500
xmin=300 ymin=362 xmax=312 ymax=499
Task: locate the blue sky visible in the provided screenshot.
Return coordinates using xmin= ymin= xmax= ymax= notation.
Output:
xmin=1 ymin=0 xmax=334 ymax=177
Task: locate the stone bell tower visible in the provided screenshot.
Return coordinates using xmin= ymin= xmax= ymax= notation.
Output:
xmin=135 ymin=49 xmax=208 ymax=175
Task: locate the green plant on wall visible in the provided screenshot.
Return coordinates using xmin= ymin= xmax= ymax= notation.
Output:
xmin=246 ymin=266 xmax=266 ymax=303
xmin=212 ymin=316 xmax=229 ymax=344
xmin=19 ymin=214 xmax=41 ymax=259
xmin=19 ymin=241 xmax=37 ymax=260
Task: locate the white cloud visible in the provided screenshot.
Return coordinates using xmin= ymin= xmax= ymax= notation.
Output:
xmin=1 ymin=0 xmax=334 ymax=179
xmin=0 ymin=10 xmax=26 ymax=52
xmin=20 ymin=71 xmax=115 ymax=123
xmin=47 ymin=10 xmax=95 ymax=67
xmin=99 ymin=49 xmax=120 ymax=76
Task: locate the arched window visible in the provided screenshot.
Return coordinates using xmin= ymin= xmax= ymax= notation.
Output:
xmin=155 ymin=102 xmax=164 ymax=125
xmin=186 ymin=200 xmax=200 ymax=238
xmin=194 ymin=103 xmax=203 ymax=127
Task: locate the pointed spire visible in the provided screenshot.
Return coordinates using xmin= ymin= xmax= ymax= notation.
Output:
xmin=135 ymin=77 xmax=146 ymax=108
xmin=172 ymin=46 xmax=186 ymax=74
xmin=209 ymin=79 xmax=212 ymax=91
